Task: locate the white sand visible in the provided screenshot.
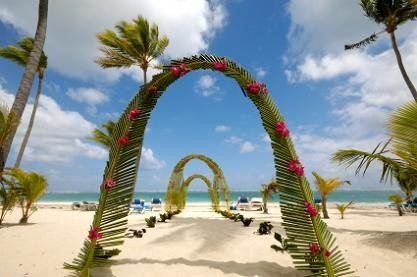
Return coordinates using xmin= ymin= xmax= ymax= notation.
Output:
xmin=0 ymin=203 xmax=416 ymax=276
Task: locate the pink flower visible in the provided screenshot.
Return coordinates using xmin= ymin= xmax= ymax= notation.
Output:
xmin=288 ymin=160 xmax=304 ymax=176
xmin=128 ymin=109 xmax=141 ymax=121
xmin=304 ymin=202 xmax=318 ymax=217
xmin=275 ymin=122 xmax=289 ymax=137
xmin=103 ymin=179 xmax=116 ymax=190
xmin=212 ymin=61 xmax=227 ymax=71
xmin=88 ymin=226 xmax=103 ymax=240
xmin=170 ymin=66 xmax=181 ymax=77
xmin=148 ymin=85 xmax=157 ymax=94
xmin=246 ymin=82 xmax=268 ymax=94
xmin=324 ymin=249 xmax=331 ymax=257
xmin=246 ymin=82 xmax=261 ymax=94
xmin=178 ymin=63 xmax=190 ymax=76
xmin=309 ymin=242 xmax=320 ymax=256
xmin=117 ymin=136 xmax=129 ymax=145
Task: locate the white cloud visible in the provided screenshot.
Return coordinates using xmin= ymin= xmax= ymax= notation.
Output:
xmin=0 ymin=84 xmax=107 ymax=163
xmin=0 ymin=0 xmax=227 ymax=82
xmin=195 ymin=74 xmax=221 ymax=98
xmin=140 ymin=147 xmax=165 ymax=170
xmin=66 ymin=87 xmax=109 ymax=114
xmin=225 ymin=135 xmax=257 ymax=153
xmin=215 ymin=125 xmax=230 ymax=133
xmin=255 ymin=67 xmax=266 ymax=78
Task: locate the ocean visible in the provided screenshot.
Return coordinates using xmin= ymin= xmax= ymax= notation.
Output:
xmin=40 ymin=190 xmax=401 ymax=204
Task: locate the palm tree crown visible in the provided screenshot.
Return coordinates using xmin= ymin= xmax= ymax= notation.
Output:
xmin=96 ymin=16 xmax=169 ymax=84
xmin=89 ymin=120 xmax=115 ymax=150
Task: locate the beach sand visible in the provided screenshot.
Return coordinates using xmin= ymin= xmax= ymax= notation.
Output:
xmin=0 ymin=203 xmax=416 ymax=277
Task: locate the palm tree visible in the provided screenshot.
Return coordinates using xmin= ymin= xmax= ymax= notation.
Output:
xmin=2 ymin=168 xmax=47 ymax=223
xmin=0 ymin=0 xmax=49 ymax=171
xmin=336 ymin=201 xmax=354 ymax=219
xmin=88 ymin=120 xmax=115 ymax=149
xmin=332 ymin=101 xmax=417 ymax=201
xmin=345 ymin=0 xmax=417 ymax=101
xmin=0 ymin=185 xmax=18 ymax=225
xmin=0 ymin=37 xmax=48 ymax=168
xmin=0 ymin=105 xmax=19 ymax=181
xmin=312 ymin=172 xmax=350 ymax=219
xmin=260 ymin=180 xmax=279 ymax=214
xmin=96 ymin=16 xmax=169 ymax=84
xmin=388 ymin=194 xmax=404 ymax=216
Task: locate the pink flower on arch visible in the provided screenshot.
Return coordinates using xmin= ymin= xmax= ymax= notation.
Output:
xmin=170 ymin=66 xmax=181 ymax=77
xmin=88 ymin=226 xmax=103 ymax=240
xmin=309 ymin=242 xmax=320 ymax=256
xmin=212 ymin=60 xmax=227 ymax=71
xmin=103 ymin=179 xmax=116 ymax=190
xmin=304 ymin=202 xmax=318 ymax=217
xmin=178 ymin=63 xmax=190 ymax=76
xmin=246 ymin=82 xmax=261 ymax=94
xmin=275 ymin=121 xmax=289 ymax=137
xmin=288 ymin=159 xmax=304 ymax=176
xmin=324 ymin=249 xmax=331 ymax=257
xmin=117 ymin=136 xmax=129 ymax=145
xmin=128 ymin=109 xmax=141 ymax=121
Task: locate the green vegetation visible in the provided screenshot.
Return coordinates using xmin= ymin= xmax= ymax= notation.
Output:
xmin=336 ymin=201 xmax=354 ymax=219
xmin=389 ymin=194 xmax=404 ymax=216
xmin=333 ymin=102 xmax=417 ymax=201
xmin=2 ymin=168 xmax=48 ymax=223
xmin=260 ymin=179 xmax=279 ymax=214
xmin=96 ymin=16 xmax=169 ymax=84
xmin=145 ymin=216 xmax=156 ymax=228
xmin=257 ymin=221 xmax=274 ymax=235
xmin=312 ymin=172 xmax=350 ymax=219
xmin=0 ymin=37 xmax=48 ymax=168
xmin=346 ymin=0 xmax=417 ymax=101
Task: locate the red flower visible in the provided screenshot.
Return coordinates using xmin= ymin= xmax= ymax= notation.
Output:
xmin=117 ymin=136 xmax=129 ymax=145
xmin=324 ymin=249 xmax=331 ymax=257
xmin=128 ymin=109 xmax=141 ymax=121
xmin=148 ymin=85 xmax=157 ymax=94
xmin=246 ymin=82 xmax=268 ymax=94
xmin=212 ymin=61 xmax=227 ymax=71
xmin=275 ymin=122 xmax=289 ymax=137
xmin=304 ymin=202 xmax=318 ymax=217
xmin=88 ymin=226 xmax=103 ymax=240
xmin=103 ymin=179 xmax=116 ymax=190
xmin=170 ymin=63 xmax=190 ymax=77
xmin=246 ymin=82 xmax=261 ymax=94
xmin=170 ymin=66 xmax=181 ymax=77
xmin=309 ymin=242 xmax=320 ymax=256
xmin=288 ymin=160 xmax=304 ymax=176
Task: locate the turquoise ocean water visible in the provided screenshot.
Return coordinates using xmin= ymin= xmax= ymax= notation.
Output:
xmin=40 ymin=190 xmax=400 ymax=203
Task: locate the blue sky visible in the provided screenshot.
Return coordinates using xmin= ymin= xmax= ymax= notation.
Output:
xmin=0 ymin=0 xmax=416 ymax=192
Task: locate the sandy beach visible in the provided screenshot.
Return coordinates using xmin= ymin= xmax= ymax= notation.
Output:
xmin=0 ymin=203 xmax=416 ymax=277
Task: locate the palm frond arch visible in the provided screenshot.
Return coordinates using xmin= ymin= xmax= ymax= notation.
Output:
xmin=65 ymin=54 xmax=352 ymax=276
xmin=177 ymin=173 xmax=217 ymax=210
xmin=165 ymin=154 xmax=230 ymax=211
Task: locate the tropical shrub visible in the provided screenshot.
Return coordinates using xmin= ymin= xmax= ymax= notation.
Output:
xmin=260 ymin=180 xmax=279 ymax=214
xmin=389 ymin=194 xmax=404 ymax=216
xmin=242 ymin=217 xmax=254 ymax=227
xmin=145 ymin=216 xmax=156 ymax=228
xmin=336 ymin=201 xmax=354 ymax=219
xmin=159 ymin=213 xmax=168 ymax=222
xmin=2 ymin=168 xmax=47 ymax=223
xmin=257 ymin=221 xmax=274 ymax=235
xmin=271 ymin=232 xmax=296 ymax=253
xmin=0 ymin=186 xmax=18 ymax=225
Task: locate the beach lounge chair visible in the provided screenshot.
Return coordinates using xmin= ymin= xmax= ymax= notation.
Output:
xmin=130 ymin=199 xmax=146 ymax=214
xmin=151 ymin=198 xmax=163 ymax=211
xmin=250 ymin=197 xmax=263 ymax=211
xmin=237 ymin=196 xmax=251 ymax=211
xmin=230 ymin=202 xmax=238 ymax=210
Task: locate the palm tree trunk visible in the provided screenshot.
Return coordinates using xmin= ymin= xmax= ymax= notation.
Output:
xmin=263 ymin=202 xmax=268 ymax=214
xmin=396 ymin=204 xmax=403 ymax=216
xmin=389 ymin=31 xmax=417 ymax=102
xmin=322 ymin=195 xmax=329 ymax=219
xmin=14 ymin=76 xmax=43 ymax=168
xmin=0 ymin=0 xmax=48 ymax=171
xmin=143 ymin=68 xmax=147 ymax=85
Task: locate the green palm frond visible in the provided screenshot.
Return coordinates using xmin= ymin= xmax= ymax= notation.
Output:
xmin=344 ymin=33 xmax=379 ymax=50
xmin=66 ymin=55 xmax=352 ymax=276
xmin=0 ymin=104 xmax=19 ymax=147
xmin=332 ymin=141 xmax=400 ymax=183
xmin=88 ymin=120 xmax=116 ymax=149
xmin=389 ymin=101 xmax=417 ymax=167
xmin=0 ymin=37 xmax=47 ymax=74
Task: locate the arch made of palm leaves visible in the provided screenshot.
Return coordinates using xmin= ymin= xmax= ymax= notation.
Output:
xmin=65 ymin=55 xmax=352 ymax=277
xmin=174 ymin=173 xmax=219 ymax=210
xmin=165 ymin=154 xmax=230 ymax=211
